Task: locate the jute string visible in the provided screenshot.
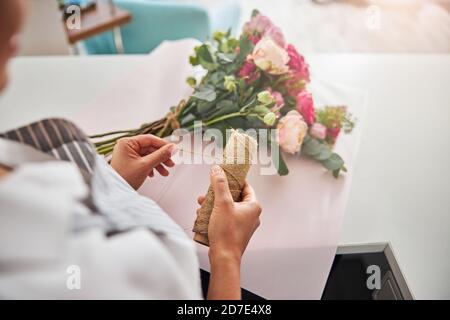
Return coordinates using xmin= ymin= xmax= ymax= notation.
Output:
xmin=158 ymin=100 xmax=185 ymax=136
xmin=192 ymin=130 xmax=258 ymax=246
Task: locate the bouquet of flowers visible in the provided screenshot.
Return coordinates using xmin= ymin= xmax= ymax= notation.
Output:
xmin=91 ymin=10 xmax=355 ymax=177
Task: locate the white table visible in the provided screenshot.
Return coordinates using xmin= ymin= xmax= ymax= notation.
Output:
xmin=1 ymin=54 xmax=449 ymax=299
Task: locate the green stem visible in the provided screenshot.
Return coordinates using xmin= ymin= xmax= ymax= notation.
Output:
xmin=97 ymin=145 xmax=115 ymax=155
xmin=89 ymin=129 xmax=136 ymax=139
xmin=93 ymin=128 xmax=145 ymax=147
xmin=95 ymin=140 xmax=116 ymax=150
xmin=188 ymin=112 xmax=249 ymax=129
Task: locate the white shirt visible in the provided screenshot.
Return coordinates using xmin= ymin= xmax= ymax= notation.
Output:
xmin=0 ymin=140 xmax=202 ymax=299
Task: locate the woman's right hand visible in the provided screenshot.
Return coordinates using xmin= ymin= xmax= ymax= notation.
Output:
xmin=197 ymin=165 xmax=262 ymax=266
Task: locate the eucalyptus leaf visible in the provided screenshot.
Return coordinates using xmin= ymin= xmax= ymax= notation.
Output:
xmin=192 ymin=85 xmax=217 ymax=102
xmin=314 ymin=146 xmax=333 ymax=161
xmin=180 ymin=113 xmax=196 ymax=126
xmin=272 ymin=144 xmax=289 ymax=176
xmin=332 ymin=169 xmax=340 ymax=178
xmin=321 ymin=153 xmax=345 ymax=171
xmin=197 ymin=44 xmax=218 ymax=71
xmin=301 ymin=135 xmax=322 ymax=157
xmin=217 ymin=52 xmax=237 ymax=63
xmin=197 ymin=101 xmax=215 ymax=115
xmin=222 ymin=117 xmax=246 ymax=129
xmin=208 ymin=71 xmax=226 ymax=86
xmin=209 ymin=100 xmax=239 ymax=118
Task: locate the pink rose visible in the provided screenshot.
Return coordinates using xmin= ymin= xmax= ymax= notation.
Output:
xmin=287 ymin=44 xmax=310 ymax=82
xmin=251 ymin=37 xmax=289 ymax=75
xmin=238 ymin=61 xmax=256 ymax=77
xmin=310 ymin=123 xmax=327 ymax=140
xmin=243 ymin=14 xmax=273 ymax=35
xmin=277 ymin=110 xmax=308 ymax=154
xmin=296 ymin=91 xmax=315 ymax=125
xmin=237 ymin=60 xmax=259 ymax=83
xmin=243 ymin=13 xmax=286 ymax=47
xmin=265 ymin=26 xmax=286 ymax=48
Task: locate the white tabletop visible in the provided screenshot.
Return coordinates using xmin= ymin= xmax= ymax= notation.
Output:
xmin=0 ymin=54 xmax=449 ymax=299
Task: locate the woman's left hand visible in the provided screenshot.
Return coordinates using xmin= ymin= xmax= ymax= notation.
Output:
xmin=110 ymin=135 xmax=176 ymax=190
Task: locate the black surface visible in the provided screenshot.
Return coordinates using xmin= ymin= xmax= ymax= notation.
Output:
xmin=201 ymin=251 xmax=396 ymax=300
xmin=321 ymin=252 xmax=391 ymax=300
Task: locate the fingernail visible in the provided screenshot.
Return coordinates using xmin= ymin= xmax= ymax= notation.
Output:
xmin=168 ymin=144 xmax=178 ymax=156
xmin=211 ymin=165 xmax=223 ymax=175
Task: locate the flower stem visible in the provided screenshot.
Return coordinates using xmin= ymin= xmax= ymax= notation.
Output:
xmin=89 ymin=129 xmax=136 ymax=139
xmin=193 ymin=112 xmax=249 ymax=129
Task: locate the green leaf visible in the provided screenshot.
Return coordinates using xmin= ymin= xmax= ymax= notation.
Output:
xmin=244 ymin=86 xmax=254 ymax=99
xmin=197 ymin=101 xmax=215 ymax=115
xmin=219 ymin=42 xmax=230 ymax=54
xmin=320 ymin=153 xmax=345 ymax=172
xmin=314 ymin=146 xmax=332 ymax=161
xmin=196 ymin=44 xmax=218 ymax=71
xmin=227 ymin=38 xmax=239 ymax=51
xmin=237 ymin=36 xmax=254 ymax=63
xmin=302 ymin=135 xmax=333 ymax=160
xmin=189 ymin=55 xmax=198 ymax=66
xmin=213 ymin=31 xmax=225 ymax=43
xmin=332 ymin=168 xmax=340 ymax=178
xmin=217 ymin=52 xmax=237 ymax=64
xmin=271 ymin=144 xmax=289 ymax=176
xmin=222 ymin=117 xmax=246 ymax=129
xmin=180 ymin=113 xmax=196 ymax=126
xmin=208 ymin=100 xmax=239 ymax=118
xmin=208 ymin=71 xmax=226 ymax=86
xmin=192 ymin=85 xmax=217 ymax=102
xmin=301 ymin=134 xmax=346 ymax=176
xmin=301 ymin=135 xmax=322 ymax=157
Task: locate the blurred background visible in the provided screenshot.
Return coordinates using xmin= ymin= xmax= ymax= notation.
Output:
xmin=18 ymin=0 xmax=450 ymax=56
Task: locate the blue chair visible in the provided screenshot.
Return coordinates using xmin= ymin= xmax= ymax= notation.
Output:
xmin=83 ymin=0 xmax=241 ymax=54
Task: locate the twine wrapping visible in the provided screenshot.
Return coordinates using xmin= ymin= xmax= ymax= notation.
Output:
xmin=158 ymin=100 xmax=186 ymax=136
xmin=192 ymin=130 xmax=258 ymax=246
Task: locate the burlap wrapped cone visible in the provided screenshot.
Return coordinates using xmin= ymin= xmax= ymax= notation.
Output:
xmin=193 ymin=130 xmax=258 ymax=246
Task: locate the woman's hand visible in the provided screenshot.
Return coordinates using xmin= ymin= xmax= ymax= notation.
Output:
xmin=110 ymin=135 xmax=176 ymax=190
xmin=197 ymin=165 xmax=262 ymax=300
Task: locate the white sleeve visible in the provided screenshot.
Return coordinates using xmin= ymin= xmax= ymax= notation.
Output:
xmin=0 ymin=229 xmax=202 ymax=299
xmin=0 ymin=162 xmax=202 ymax=299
